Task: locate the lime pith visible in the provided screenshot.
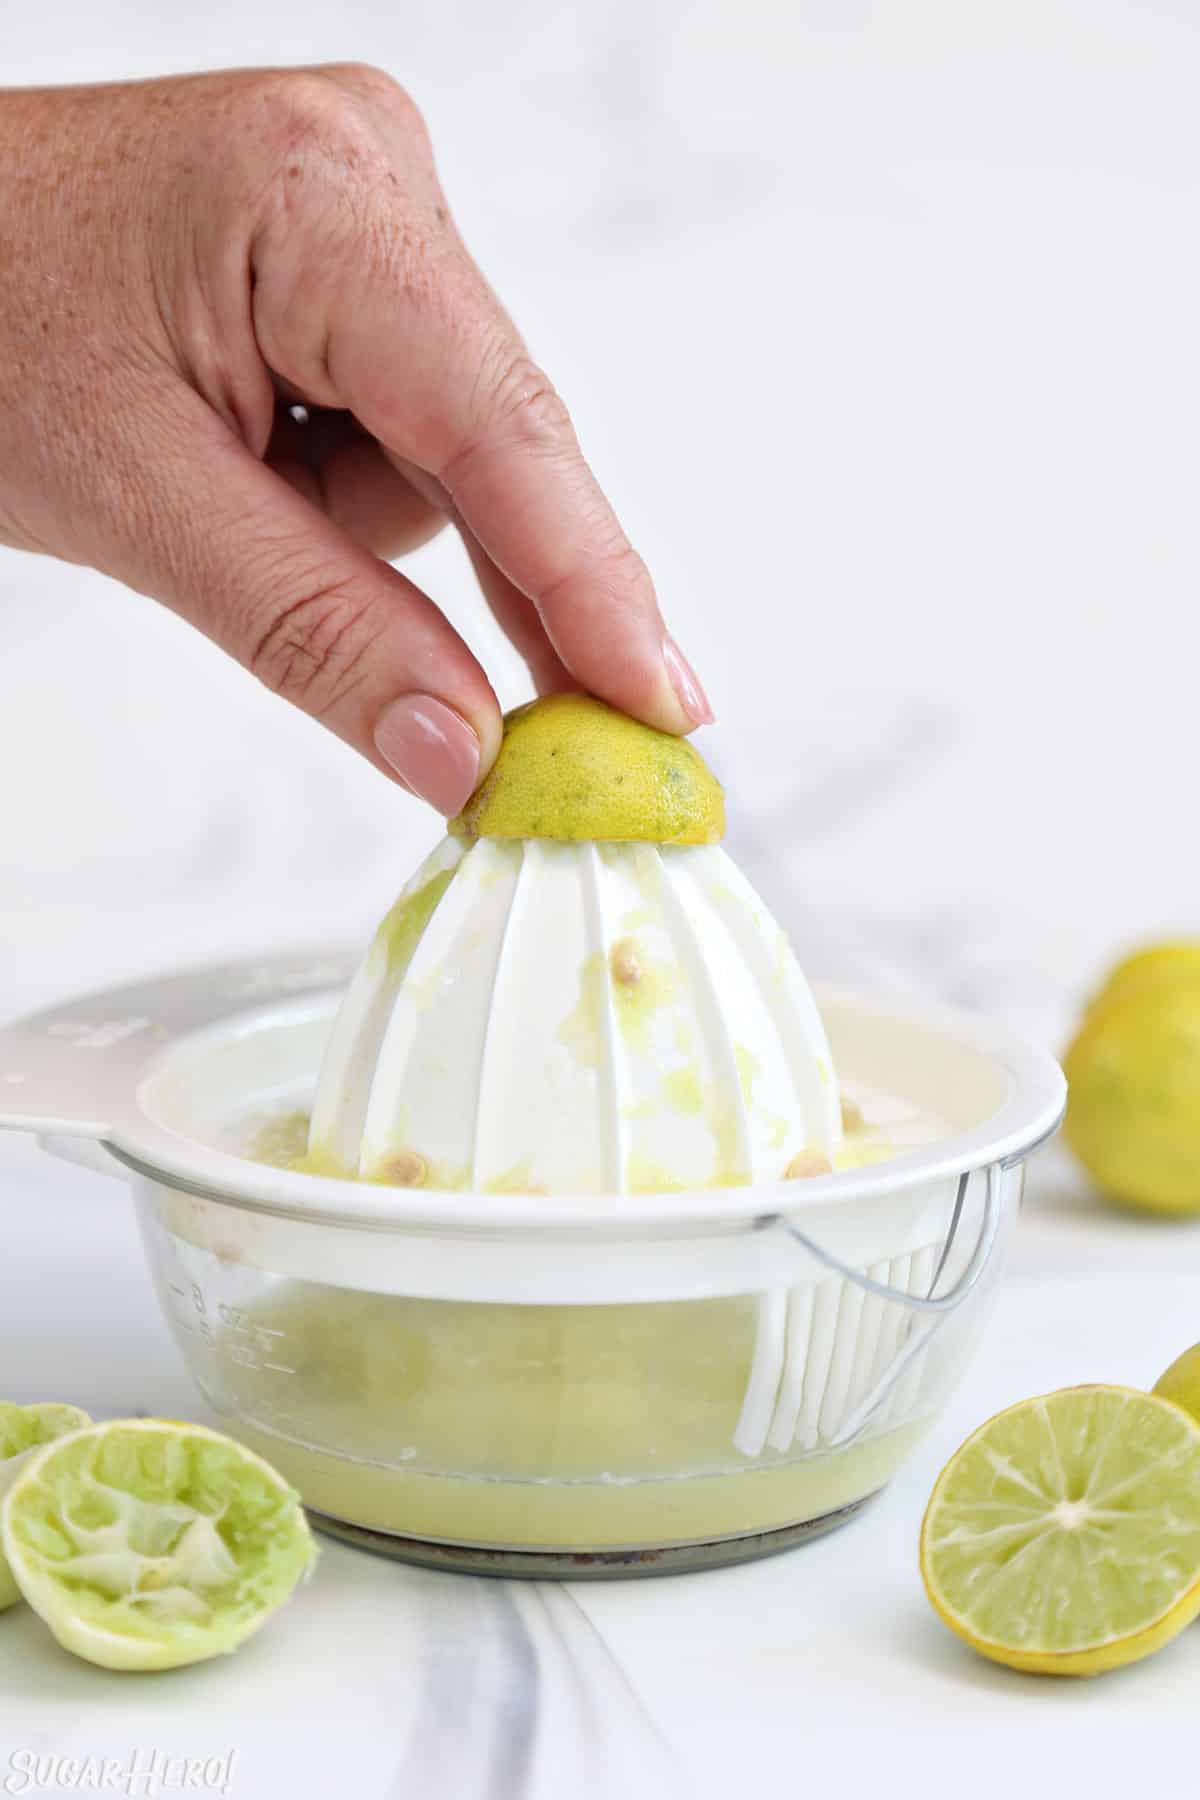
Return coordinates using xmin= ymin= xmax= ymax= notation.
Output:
xmin=1 ymin=1418 xmax=315 ymax=1670
xmin=0 ymin=1402 xmax=91 ymax=1610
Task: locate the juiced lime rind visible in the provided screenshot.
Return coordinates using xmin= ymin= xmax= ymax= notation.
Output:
xmin=1 ymin=1419 xmax=315 ymax=1671
xmin=921 ymin=1385 xmax=1200 ymax=1676
xmin=0 ymin=1402 xmax=91 ymax=1462
xmin=0 ymin=1402 xmax=91 ymax=1612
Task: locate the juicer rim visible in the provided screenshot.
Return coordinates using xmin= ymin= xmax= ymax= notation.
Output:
xmin=0 ymin=946 xmax=1068 ymax=1234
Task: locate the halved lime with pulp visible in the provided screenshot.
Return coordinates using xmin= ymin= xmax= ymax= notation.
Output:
xmin=921 ymin=1385 xmax=1200 ymax=1676
xmin=0 ymin=1418 xmax=315 ymax=1669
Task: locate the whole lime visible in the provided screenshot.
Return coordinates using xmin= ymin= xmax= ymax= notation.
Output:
xmin=1064 ymin=963 xmax=1200 ymax=1214
xmin=1087 ymin=942 xmax=1200 ymax=1013
xmin=1154 ymin=1343 xmax=1200 ymax=1421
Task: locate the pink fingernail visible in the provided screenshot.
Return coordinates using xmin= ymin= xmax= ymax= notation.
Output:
xmin=374 ymin=695 xmax=481 ymax=815
xmin=662 ymin=636 xmax=715 ymax=726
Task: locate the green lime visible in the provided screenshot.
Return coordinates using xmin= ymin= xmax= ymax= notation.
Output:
xmin=1 ymin=1418 xmax=315 ymax=1669
xmin=921 ymin=1385 xmax=1200 ymax=1676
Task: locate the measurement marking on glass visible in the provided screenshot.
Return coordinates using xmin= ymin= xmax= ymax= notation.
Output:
xmin=218 ymin=1303 xmax=286 ymax=1340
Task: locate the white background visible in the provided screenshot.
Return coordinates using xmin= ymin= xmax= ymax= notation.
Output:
xmin=3 ymin=6 xmax=1200 ymax=1798
xmin=4 ymin=0 xmax=1198 ymax=1038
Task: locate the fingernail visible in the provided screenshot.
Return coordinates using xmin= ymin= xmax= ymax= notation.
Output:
xmin=374 ymin=695 xmax=481 ymax=815
xmin=662 ymin=636 xmax=715 ymax=726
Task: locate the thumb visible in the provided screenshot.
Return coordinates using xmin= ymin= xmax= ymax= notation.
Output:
xmin=111 ymin=395 xmax=501 ymax=815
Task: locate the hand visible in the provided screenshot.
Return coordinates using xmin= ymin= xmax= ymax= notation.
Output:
xmin=0 ymin=65 xmax=713 ymax=814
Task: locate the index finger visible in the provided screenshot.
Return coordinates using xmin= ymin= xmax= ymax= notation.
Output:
xmin=326 ymin=249 xmax=714 ymax=733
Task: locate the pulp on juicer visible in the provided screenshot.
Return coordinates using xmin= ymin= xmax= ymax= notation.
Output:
xmin=0 ymin=688 xmax=1057 ymax=1568
xmin=205 ymin=698 xmax=956 ymax=1555
xmin=306 ymin=834 xmax=845 ymax=1194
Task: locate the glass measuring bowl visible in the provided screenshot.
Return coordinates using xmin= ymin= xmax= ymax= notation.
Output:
xmin=0 ymin=957 xmax=1063 ymax=1575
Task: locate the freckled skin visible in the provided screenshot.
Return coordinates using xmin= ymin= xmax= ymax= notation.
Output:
xmin=0 ymin=69 xmax=705 ymax=813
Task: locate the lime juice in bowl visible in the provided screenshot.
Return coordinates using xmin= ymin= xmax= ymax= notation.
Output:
xmin=0 ymin=696 xmax=1064 ymax=1572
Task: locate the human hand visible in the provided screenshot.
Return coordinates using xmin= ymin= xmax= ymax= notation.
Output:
xmin=0 ymin=65 xmax=713 ymax=814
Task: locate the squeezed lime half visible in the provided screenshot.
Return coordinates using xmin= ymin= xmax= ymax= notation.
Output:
xmin=0 ymin=1402 xmax=91 ymax=1610
xmin=0 ymin=1418 xmax=315 ymax=1669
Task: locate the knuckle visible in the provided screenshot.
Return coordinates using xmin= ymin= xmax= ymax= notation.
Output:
xmin=257 ymin=69 xmax=381 ymax=174
xmin=255 ymin=65 xmax=427 ymax=166
xmin=324 ymin=60 xmax=400 ymax=96
xmin=443 ymin=350 xmax=575 ymax=487
xmin=248 ymin=67 xmax=441 ymax=401
xmin=542 ymin=540 xmax=645 ymax=618
xmin=489 ymin=355 xmax=574 ymax=446
xmin=247 ymin=577 xmax=375 ymax=714
xmin=326 ymin=62 xmax=425 ymax=130
xmin=254 ymin=66 xmax=438 ymax=268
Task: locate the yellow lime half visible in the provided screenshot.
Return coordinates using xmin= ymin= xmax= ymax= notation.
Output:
xmin=450 ymin=693 xmax=724 ymax=844
xmin=920 ymin=1385 xmax=1200 ymax=1676
xmin=1 ymin=1418 xmax=315 ymax=1670
xmin=0 ymin=1403 xmax=91 ymax=1610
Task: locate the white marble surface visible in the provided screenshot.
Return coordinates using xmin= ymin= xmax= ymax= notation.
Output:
xmin=4 ymin=3 xmax=1200 ymax=1796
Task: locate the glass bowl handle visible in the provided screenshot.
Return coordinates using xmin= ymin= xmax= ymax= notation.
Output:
xmin=772 ymin=1163 xmax=1003 ymax=1316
